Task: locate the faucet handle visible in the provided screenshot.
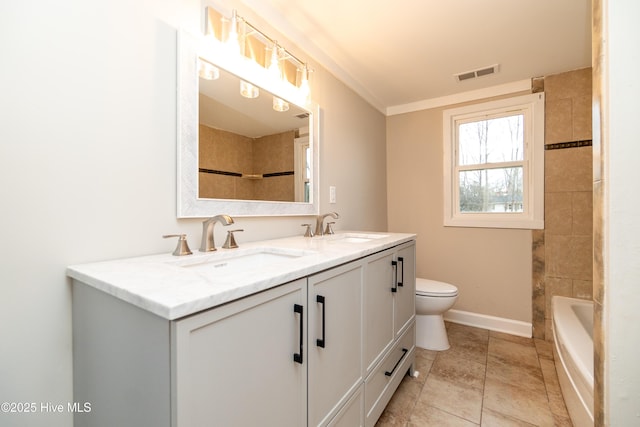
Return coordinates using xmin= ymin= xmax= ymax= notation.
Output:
xmin=222 ymin=229 xmax=244 ymax=249
xmin=301 ymin=224 xmax=314 ymax=238
xmin=163 ymin=234 xmax=193 ymax=256
xmin=324 ymin=222 xmax=336 ymax=235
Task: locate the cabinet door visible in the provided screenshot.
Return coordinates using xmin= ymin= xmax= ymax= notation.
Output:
xmin=172 ymin=279 xmax=307 ymax=427
xmin=394 ymin=242 xmax=416 ymax=337
xmin=363 ymin=250 xmax=395 ymax=374
xmin=308 ymin=261 xmax=363 ymax=427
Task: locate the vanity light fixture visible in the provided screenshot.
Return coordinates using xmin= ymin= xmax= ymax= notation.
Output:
xmin=198 ymin=58 xmax=220 ymax=80
xmin=204 ymin=7 xmax=313 ymax=105
xmin=272 ymin=96 xmax=289 ymax=112
xmin=240 ymin=80 xmax=259 ymax=98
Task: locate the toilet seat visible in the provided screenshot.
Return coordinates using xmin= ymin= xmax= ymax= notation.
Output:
xmin=416 ymin=278 xmax=458 ymax=297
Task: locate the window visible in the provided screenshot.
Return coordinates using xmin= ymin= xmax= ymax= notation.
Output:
xmin=443 ymin=93 xmax=544 ymax=229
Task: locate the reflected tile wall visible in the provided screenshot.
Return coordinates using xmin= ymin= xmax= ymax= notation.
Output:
xmin=532 ymin=68 xmax=594 ymax=341
xmin=198 ymin=125 xmax=295 ymax=201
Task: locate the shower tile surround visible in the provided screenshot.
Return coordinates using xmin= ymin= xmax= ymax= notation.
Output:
xmin=198 ymin=124 xmax=296 ymax=201
xmin=376 ymin=322 xmax=571 ymax=426
xmin=531 ymin=68 xmax=593 ymax=341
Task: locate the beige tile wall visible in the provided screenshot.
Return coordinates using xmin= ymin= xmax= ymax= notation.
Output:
xmin=198 ymin=125 xmax=295 ymax=201
xmin=532 ymin=68 xmax=594 ymax=340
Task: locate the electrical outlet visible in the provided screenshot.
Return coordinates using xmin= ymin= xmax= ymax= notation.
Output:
xmin=329 ymin=186 xmax=336 ymax=204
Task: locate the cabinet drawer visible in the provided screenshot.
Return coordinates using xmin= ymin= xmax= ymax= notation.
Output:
xmin=364 ymin=322 xmax=415 ymax=426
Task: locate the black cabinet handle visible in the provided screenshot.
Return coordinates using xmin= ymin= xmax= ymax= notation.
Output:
xmin=384 ymin=348 xmax=409 ymax=377
xmin=293 ymin=304 xmax=304 ymax=364
xmin=397 ymin=257 xmax=404 ymax=287
xmin=316 ymin=295 xmax=326 ymax=348
xmin=391 ymin=260 xmax=398 ymax=293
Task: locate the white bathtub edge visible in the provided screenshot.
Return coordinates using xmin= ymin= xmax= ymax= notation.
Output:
xmin=444 ymin=309 xmax=532 ymax=337
xmin=552 ymin=296 xmax=594 ymax=426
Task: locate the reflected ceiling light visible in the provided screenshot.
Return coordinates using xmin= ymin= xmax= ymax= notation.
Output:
xmin=240 ymin=80 xmax=259 ymax=98
xmin=273 ymin=96 xmax=289 ymax=112
xmin=198 ymin=59 xmax=220 ymax=80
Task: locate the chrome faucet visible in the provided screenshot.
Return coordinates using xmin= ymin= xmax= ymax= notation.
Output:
xmin=315 ymin=212 xmax=339 ymax=236
xmin=199 ymin=214 xmax=234 ymax=252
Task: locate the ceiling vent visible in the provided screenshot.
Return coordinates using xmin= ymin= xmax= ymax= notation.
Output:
xmin=454 ymin=64 xmax=500 ymax=82
xmin=295 ymin=112 xmax=310 ymax=119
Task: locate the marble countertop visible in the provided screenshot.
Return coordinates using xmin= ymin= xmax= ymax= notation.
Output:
xmin=67 ymin=231 xmax=415 ymax=320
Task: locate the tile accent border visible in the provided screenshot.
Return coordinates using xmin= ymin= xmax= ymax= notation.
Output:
xmin=545 ymin=140 xmax=593 ymax=150
xmin=444 ymin=309 xmax=532 ymax=338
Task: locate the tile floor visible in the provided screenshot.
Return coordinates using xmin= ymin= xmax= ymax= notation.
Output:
xmin=376 ymin=322 xmax=572 ymax=426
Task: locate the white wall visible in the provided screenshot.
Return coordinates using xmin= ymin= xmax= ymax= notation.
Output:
xmin=0 ymin=0 xmax=386 ymax=425
xmin=605 ymin=0 xmax=640 ymax=423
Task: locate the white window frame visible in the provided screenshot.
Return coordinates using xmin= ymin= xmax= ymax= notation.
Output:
xmin=443 ymin=93 xmax=545 ymax=229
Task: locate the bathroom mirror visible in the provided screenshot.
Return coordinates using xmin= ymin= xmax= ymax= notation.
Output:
xmin=177 ymin=30 xmax=320 ymax=218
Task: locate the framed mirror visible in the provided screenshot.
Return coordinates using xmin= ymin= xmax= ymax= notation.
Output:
xmin=177 ymin=30 xmax=320 ymax=218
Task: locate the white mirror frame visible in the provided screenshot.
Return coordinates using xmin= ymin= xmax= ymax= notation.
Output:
xmin=177 ymin=30 xmax=320 ymax=218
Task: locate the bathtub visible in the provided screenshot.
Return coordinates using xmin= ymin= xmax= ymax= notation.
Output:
xmin=552 ymin=296 xmax=594 ymax=426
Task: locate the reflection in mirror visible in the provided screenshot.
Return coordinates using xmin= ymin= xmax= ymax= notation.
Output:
xmin=177 ymin=30 xmax=320 ymax=218
xmin=198 ymin=63 xmax=311 ymax=202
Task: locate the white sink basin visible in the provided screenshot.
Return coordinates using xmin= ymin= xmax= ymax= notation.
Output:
xmin=329 ymin=232 xmax=389 ymax=243
xmin=172 ymin=247 xmax=315 ymax=276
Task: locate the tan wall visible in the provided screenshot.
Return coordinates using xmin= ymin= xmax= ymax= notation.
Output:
xmin=386 ymin=97 xmax=533 ymax=323
xmin=531 ymin=67 xmax=593 ymax=340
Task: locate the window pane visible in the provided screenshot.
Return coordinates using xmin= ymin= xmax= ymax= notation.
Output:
xmin=459 ymin=167 xmax=523 ymax=213
xmin=458 ymin=114 xmax=524 ymax=166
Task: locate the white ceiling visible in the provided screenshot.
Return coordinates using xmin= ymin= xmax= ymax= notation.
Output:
xmin=239 ymin=0 xmax=592 ymax=114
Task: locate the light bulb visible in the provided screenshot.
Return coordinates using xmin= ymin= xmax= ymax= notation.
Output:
xmin=268 ymin=41 xmax=281 ymax=79
xmin=240 ymin=80 xmax=259 ymax=98
xmin=299 ymin=65 xmax=310 ymax=103
xmin=225 ymin=10 xmax=240 ymax=53
xmin=198 ymin=59 xmax=220 ymax=80
xmin=273 ymin=97 xmax=289 ymax=112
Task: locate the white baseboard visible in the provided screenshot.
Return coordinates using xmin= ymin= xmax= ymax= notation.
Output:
xmin=444 ymin=309 xmax=532 ymax=338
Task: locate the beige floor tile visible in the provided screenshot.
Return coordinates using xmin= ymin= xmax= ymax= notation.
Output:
xmin=442 ymin=327 xmax=489 ymax=366
xmin=480 ymin=407 xmax=537 ymax=426
xmin=489 ymin=331 xmax=535 ymax=347
xmin=488 ymin=337 xmax=539 ymax=369
xmin=483 ymin=376 xmax=555 ymax=426
xmin=408 ymin=405 xmax=479 ymax=427
xmin=381 ymin=374 xmax=423 ymax=420
xmin=376 ymin=410 xmax=409 ymax=427
xmin=420 ymin=374 xmax=483 ymax=424
xmin=534 ymin=338 xmax=554 ymax=360
xmin=413 ymin=349 xmax=436 ymax=385
xmin=378 ymin=325 xmax=569 ymax=427
xmin=429 ymin=352 xmax=486 ymax=391
xmin=486 ymin=356 xmax=546 ymax=395
xmin=539 ymin=358 xmax=571 ymax=421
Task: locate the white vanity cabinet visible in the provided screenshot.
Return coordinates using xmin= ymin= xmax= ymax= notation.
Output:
xmin=172 ymin=279 xmax=307 ymax=426
xmin=308 ymin=261 xmax=364 ymax=426
xmin=70 ymin=235 xmax=416 ymax=427
xmin=362 ymin=241 xmax=416 ymax=426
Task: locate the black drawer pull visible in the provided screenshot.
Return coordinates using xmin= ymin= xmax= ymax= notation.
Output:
xmin=397 ymin=257 xmax=404 ymax=287
xmin=293 ymin=304 xmax=304 ymax=364
xmin=316 ymin=295 xmax=326 ymax=348
xmin=384 ymin=348 xmax=409 ymax=377
xmin=391 ymin=260 xmax=398 ymax=293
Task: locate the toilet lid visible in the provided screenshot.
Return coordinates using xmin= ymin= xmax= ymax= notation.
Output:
xmin=416 ymin=278 xmax=458 ymax=297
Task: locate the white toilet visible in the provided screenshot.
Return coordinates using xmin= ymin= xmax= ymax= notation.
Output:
xmin=415 ymin=278 xmax=459 ymax=350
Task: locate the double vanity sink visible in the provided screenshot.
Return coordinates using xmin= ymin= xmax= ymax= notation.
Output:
xmin=68 ymin=230 xmax=415 ymax=427
xmin=67 ymin=231 xmax=400 ymax=320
